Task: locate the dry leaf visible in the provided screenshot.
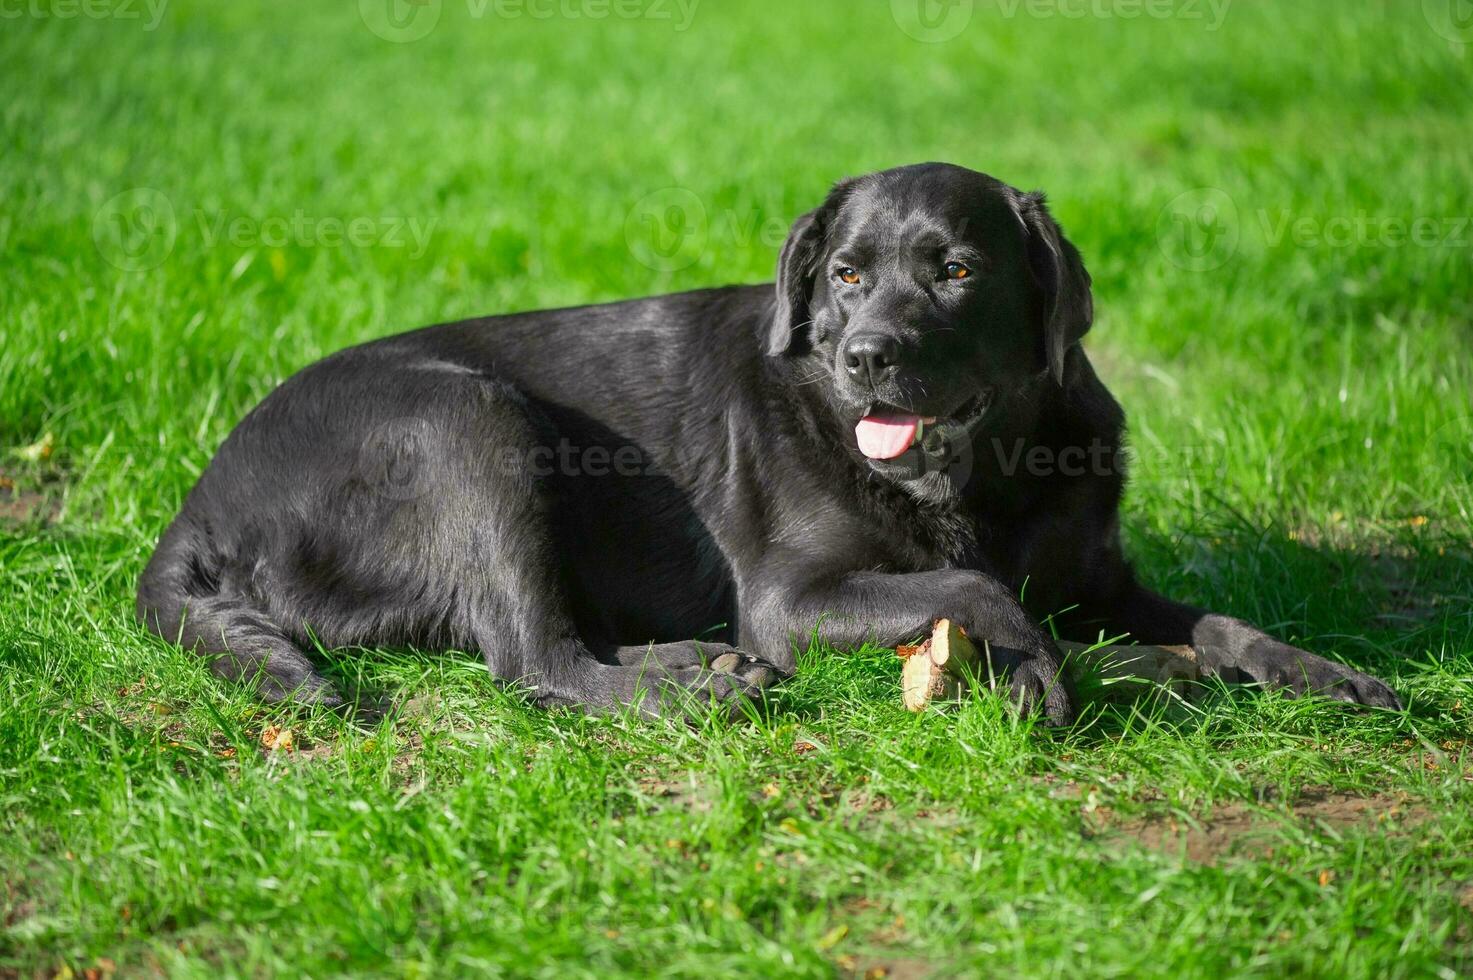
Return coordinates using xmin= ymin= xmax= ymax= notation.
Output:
xmin=12 ymin=432 xmax=53 ymax=462
xmin=260 ymin=726 xmax=295 ymax=752
xmin=817 ymin=924 xmax=848 ymax=950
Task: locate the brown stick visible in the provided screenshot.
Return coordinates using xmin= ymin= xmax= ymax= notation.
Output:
xmin=1059 ymin=640 xmax=1197 ymax=684
xmin=900 ymin=619 xmax=978 ymax=711
xmin=900 ymin=620 xmax=1199 ymax=712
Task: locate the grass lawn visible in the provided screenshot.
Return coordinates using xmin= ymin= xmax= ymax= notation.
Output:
xmin=3 ymin=0 xmax=1472 ymax=975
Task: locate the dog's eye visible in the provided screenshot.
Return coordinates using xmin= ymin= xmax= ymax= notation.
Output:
xmin=835 ymin=267 xmax=860 ymax=285
xmin=943 ymin=262 xmax=971 ymax=280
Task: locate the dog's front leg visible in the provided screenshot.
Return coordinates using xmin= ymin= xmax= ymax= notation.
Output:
xmin=740 ymin=562 xmax=1074 ymax=725
xmin=1068 ymin=581 xmax=1403 ymax=709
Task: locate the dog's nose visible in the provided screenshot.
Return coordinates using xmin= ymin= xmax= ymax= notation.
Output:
xmin=842 ymin=333 xmax=902 ymax=387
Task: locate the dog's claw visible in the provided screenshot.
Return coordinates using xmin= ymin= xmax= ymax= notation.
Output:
xmin=1007 ymin=662 xmax=1075 ymax=727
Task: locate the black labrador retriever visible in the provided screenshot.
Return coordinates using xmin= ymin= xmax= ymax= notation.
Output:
xmin=137 ymin=163 xmax=1402 ymax=724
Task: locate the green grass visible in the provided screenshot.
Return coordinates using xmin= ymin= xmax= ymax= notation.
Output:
xmin=3 ymin=0 xmax=1472 ymax=975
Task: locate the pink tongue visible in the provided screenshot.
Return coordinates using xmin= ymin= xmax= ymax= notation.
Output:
xmin=855 ymin=412 xmax=921 ymax=460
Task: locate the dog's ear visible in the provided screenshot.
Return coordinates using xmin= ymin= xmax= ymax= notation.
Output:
xmin=768 ymin=209 xmax=824 ymax=356
xmin=1015 ymin=191 xmax=1093 ymax=385
xmin=768 ymin=180 xmax=854 ymax=357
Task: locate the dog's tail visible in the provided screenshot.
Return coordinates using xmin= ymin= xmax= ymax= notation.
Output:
xmin=136 ymin=519 xmax=341 ymax=705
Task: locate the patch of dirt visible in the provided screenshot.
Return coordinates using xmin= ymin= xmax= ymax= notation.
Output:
xmin=3 ymin=877 xmax=41 ymax=933
xmin=396 ymin=691 xmax=442 ymax=720
xmin=1090 ymin=789 xmax=1430 ymax=865
xmin=0 ymin=469 xmax=61 ymax=526
xmin=633 ymin=774 xmax=716 ymax=814
xmin=841 ymin=787 xmax=898 ymax=818
xmin=841 ymin=958 xmax=935 ymax=980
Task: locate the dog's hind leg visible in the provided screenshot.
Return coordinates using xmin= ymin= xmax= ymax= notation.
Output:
xmin=451 ymin=491 xmax=781 ymax=717
xmin=372 ymin=377 xmax=783 ymax=717
xmin=138 ymin=364 xmax=782 ymax=717
xmin=136 ymin=523 xmax=343 ymax=706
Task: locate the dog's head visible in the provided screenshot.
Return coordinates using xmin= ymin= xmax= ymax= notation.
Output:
xmin=768 ymin=163 xmax=1093 ymax=494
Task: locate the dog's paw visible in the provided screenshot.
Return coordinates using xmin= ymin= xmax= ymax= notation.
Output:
xmin=1003 ymin=654 xmax=1075 ymax=727
xmin=1219 ymin=639 xmax=1403 ymax=710
xmin=540 ymin=652 xmax=786 ymax=720
xmin=606 ymin=639 xmax=772 ymax=672
xmin=648 ymin=653 xmax=785 ymax=720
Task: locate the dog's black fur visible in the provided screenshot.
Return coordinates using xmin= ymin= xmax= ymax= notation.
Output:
xmin=138 ymin=163 xmax=1402 ymax=723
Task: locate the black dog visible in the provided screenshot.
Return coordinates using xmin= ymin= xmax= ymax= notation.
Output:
xmin=137 ymin=163 xmax=1402 ymax=723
